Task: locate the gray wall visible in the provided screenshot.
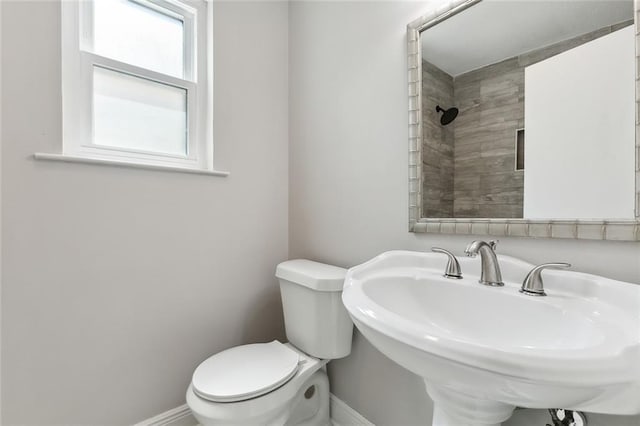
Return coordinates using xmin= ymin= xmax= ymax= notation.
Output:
xmin=0 ymin=0 xmax=3 ymax=411
xmin=1 ymin=1 xmax=289 ymax=424
xmin=289 ymin=2 xmax=640 ymax=426
xmin=422 ymin=60 xmax=454 ymax=217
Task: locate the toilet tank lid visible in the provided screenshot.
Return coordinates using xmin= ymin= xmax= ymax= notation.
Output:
xmin=276 ymin=259 xmax=347 ymax=292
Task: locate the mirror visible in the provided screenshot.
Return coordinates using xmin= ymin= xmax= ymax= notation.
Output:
xmin=408 ymin=0 xmax=640 ymax=241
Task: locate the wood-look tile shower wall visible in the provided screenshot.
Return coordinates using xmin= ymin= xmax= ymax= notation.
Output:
xmin=452 ymin=58 xmax=524 ymax=218
xmin=422 ymin=60 xmax=455 ymax=217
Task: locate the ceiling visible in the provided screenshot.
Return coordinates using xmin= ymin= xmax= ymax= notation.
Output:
xmin=420 ymin=0 xmax=633 ymax=76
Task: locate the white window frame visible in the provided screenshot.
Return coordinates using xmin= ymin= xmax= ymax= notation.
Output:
xmin=59 ymin=0 xmax=215 ymax=172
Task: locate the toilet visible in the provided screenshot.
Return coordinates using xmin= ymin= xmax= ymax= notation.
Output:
xmin=186 ymin=259 xmax=354 ymax=425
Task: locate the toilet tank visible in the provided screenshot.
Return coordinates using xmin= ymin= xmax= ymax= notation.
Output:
xmin=275 ymin=259 xmax=353 ymax=359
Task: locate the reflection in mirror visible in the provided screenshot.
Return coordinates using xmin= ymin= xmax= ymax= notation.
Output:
xmin=419 ymin=0 xmax=635 ymax=220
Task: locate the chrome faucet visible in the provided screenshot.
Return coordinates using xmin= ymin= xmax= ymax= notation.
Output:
xmin=464 ymin=240 xmax=504 ymax=287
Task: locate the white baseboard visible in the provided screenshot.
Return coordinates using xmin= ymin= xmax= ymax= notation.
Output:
xmin=330 ymin=394 xmax=374 ymax=426
xmin=133 ymin=404 xmax=196 ymax=426
xmin=134 ymin=394 xmax=373 ymax=426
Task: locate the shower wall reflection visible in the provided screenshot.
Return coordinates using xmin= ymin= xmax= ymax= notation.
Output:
xmin=422 ymin=61 xmax=455 ymax=217
xmin=421 ymin=19 xmax=633 ymax=219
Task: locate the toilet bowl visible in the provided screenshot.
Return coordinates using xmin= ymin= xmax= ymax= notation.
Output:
xmin=187 ymin=343 xmax=330 ymax=425
xmin=186 ymin=260 xmax=354 ymax=425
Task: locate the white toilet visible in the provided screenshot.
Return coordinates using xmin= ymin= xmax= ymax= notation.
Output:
xmin=186 ymin=259 xmax=353 ymax=425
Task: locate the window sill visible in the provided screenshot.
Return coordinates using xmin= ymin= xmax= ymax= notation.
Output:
xmin=33 ymin=153 xmax=230 ymax=177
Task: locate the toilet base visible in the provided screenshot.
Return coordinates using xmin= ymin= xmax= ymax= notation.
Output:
xmin=285 ymin=369 xmax=330 ymax=426
xmin=189 ymin=370 xmax=329 ymax=426
xmin=187 ymin=345 xmax=330 ymax=426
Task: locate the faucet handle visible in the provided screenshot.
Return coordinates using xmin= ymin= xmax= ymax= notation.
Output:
xmin=489 ymin=240 xmax=498 ymax=250
xmin=431 ymin=247 xmax=463 ymax=279
xmin=520 ymin=262 xmax=571 ymax=296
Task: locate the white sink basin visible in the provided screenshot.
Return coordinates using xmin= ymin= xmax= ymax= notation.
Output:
xmin=342 ymin=251 xmax=640 ymax=426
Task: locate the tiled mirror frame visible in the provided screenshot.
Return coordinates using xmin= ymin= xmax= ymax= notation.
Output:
xmin=408 ymin=0 xmax=640 ymax=241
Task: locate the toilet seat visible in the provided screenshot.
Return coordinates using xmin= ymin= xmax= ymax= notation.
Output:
xmin=187 ymin=343 xmax=329 ymax=425
xmin=192 ymin=341 xmax=300 ymax=403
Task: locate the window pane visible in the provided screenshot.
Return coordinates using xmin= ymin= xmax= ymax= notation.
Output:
xmin=93 ymin=0 xmax=184 ymax=78
xmin=93 ymin=67 xmax=187 ymax=156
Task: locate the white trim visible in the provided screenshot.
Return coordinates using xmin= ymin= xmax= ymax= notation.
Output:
xmin=204 ymin=0 xmax=214 ymax=170
xmin=133 ymin=404 xmax=196 ymax=426
xmin=82 ymin=52 xmax=197 ymax=91
xmin=34 ymin=153 xmax=229 ymax=177
xmin=62 ymin=0 xmax=215 ymax=172
xmin=330 ymin=394 xmax=375 ymax=426
xmin=132 ymin=394 xmax=373 ymax=426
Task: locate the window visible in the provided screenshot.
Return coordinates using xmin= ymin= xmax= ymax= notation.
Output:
xmin=60 ymin=0 xmax=215 ymax=172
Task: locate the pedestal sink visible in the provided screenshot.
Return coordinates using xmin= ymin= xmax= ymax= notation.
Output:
xmin=341 ymin=251 xmax=640 ymax=426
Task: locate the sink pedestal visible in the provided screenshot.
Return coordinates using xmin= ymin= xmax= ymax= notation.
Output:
xmin=427 ymin=384 xmax=515 ymax=426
